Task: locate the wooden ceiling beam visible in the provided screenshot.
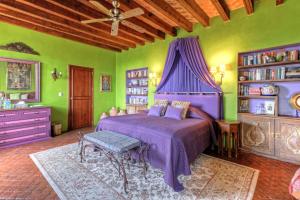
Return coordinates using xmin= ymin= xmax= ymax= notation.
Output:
xmin=48 ymin=0 xmax=153 ymax=43
xmin=0 ymin=6 xmax=127 ymax=51
xmin=0 ymin=13 xmax=121 ymax=52
xmin=1 ymin=0 xmax=134 ymax=50
xmin=80 ymin=0 xmax=165 ymax=40
xmin=115 ymin=0 xmax=176 ymax=36
xmin=135 ymin=0 xmax=193 ymax=32
xmin=14 ymin=0 xmax=137 ymax=48
xmin=176 ymin=0 xmax=209 ymax=27
xmin=276 ymin=0 xmax=284 ymax=5
xmin=243 ymin=0 xmax=254 ymax=15
xmin=210 ymin=0 xmax=230 ymax=21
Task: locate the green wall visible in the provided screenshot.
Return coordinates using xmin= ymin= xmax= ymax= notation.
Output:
xmin=0 ymin=22 xmax=116 ymax=131
xmin=0 ymin=0 xmax=299 ymax=128
xmin=116 ymin=0 xmax=300 ymax=120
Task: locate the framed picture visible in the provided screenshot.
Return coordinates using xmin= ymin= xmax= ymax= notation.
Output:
xmin=239 ymin=99 xmax=249 ymax=112
xmin=264 ymin=101 xmax=275 ymax=115
xmin=100 ymin=74 xmax=111 ymax=92
xmin=7 ymin=62 xmax=32 ymax=90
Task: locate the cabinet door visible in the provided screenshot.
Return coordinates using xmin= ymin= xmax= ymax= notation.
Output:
xmin=275 ymin=118 xmax=300 ymax=163
xmin=239 ymin=114 xmax=275 ymax=156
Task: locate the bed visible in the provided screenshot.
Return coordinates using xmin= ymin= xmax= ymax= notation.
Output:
xmin=96 ymin=93 xmax=222 ymax=192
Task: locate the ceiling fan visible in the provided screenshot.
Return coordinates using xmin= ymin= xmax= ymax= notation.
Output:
xmin=81 ymin=0 xmax=145 ymax=36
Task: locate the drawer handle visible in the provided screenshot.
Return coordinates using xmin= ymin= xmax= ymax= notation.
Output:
xmin=24 ymin=112 xmax=40 ymax=115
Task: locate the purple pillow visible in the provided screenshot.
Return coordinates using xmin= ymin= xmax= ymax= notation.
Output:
xmin=164 ymin=106 xmax=184 ymax=120
xmin=187 ymin=106 xmax=213 ymax=122
xmin=148 ymin=106 xmax=163 ymax=117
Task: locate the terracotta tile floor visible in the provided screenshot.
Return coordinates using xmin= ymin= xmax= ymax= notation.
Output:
xmin=0 ymin=128 xmax=299 ymax=200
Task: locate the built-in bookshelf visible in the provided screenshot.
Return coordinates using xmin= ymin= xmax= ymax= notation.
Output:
xmin=237 ymin=43 xmax=300 ymax=117
xmin=237 ymin=43 xmax=300 ymax=165
xmin=126 ymin=67 xmax=148 ymax=114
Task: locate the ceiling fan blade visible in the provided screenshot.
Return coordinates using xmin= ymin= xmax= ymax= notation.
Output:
xmin=121 ymin=20 xmax=145 ymax=33
xmin=81 ymin=18 xmax=112 ymax=24
xmin=89 ymin=0 xmax=111 ymax=16
xmin=111 ymin=21 xmax=119 ymax=36
xmin=121 ymin=8 xmax=144 ymax=19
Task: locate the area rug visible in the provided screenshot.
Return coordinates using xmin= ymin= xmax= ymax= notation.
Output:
xmin=30 ymin=143 xmax=259 ymax=200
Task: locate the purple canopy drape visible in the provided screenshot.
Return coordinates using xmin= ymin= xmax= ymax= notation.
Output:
xmin=156 ymin=37 xmax=222 ymax=93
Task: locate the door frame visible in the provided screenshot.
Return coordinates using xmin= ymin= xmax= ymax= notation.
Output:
xmin=68 ymin=65 xmax=94 ymax=131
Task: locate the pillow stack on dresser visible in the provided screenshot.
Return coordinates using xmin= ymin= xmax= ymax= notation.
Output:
xmin=148 ymin=99 xmax=190 ymax=120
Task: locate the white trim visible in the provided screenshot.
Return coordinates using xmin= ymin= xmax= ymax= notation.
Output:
xmin=247 ymin=170 xmax=259 ymax=200
xmin=30 ymin=154 xmax=67 ymax=200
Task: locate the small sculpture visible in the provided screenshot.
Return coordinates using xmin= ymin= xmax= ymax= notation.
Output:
xmin=109 ymin=107 xmax=118 ymax=116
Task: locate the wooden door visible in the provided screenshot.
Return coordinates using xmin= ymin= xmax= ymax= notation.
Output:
xmin=239 ymin=114 xmax=275 ymax=156
xmin=69 ymin=65 xmax=93 ymax=130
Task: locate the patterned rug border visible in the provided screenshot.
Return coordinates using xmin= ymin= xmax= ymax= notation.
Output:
xmin=201 ymin=154 xmax=259 ymax=200
xmin=30 ymin=154 xmax=68 ymax=200
xmin=30 ymin=143 xmax=260 ymax=200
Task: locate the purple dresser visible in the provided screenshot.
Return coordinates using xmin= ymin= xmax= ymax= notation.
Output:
xmin=0 ymin=107 xmax=51 ymax=149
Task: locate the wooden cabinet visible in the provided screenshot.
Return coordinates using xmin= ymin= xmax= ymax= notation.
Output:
xmin=275 ymin=118 xmax=300 ymax=164
xmin=239 ymin=113 xmax=300 ymax=164
xmin=239 ymin=114 xmax=275 ymax=156
xmin=237 ymin=43 xmax=300 ymax=165
xmin=0 ymin=107 xmax=51 ymax=149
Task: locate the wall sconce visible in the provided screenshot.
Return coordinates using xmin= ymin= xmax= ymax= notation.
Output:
xmin=51 ymin=68 xmax=62 ymax=81
xmin=149 ymin=72 xmax=158 ymax=86
xmin=210 ymin=64 xmax=226 ymax=85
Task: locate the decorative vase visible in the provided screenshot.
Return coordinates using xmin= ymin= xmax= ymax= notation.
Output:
xmin=118 ymin=109 xmax=126 ymax=116
xmin=109 ymin=107 xmax=118 ymax=116
xmin=100 ymin=112 xmax=108 ymax=119
xmin=260 ymin=84 xmax=279 ymax=96
xmin=239 ymin=76 xmax=247 ymax=81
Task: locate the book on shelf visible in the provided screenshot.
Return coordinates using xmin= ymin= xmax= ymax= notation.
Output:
xmin=239 ymin=85 xmax=250 ymax=96
xmin=239 ymin=85 xmax=263 ymax=96
xmin=241 ymin=49 xmax=299 ymax=66
xmin=240 ymin=67 xmax=286 ymax=81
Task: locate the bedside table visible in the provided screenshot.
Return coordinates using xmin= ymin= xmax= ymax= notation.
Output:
xmin=216 ymin=120 xmax=240 ymax=158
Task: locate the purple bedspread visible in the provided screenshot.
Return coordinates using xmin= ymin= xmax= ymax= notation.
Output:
xmin=96 ymin=113 xmax=215 ymax=191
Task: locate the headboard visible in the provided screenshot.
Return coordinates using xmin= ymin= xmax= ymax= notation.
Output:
xmin=155 ymin=92 xmax=223 ymax=120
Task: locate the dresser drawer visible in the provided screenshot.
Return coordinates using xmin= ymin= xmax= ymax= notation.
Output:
xmin=20 ymin=108 xmax=51 ymax=119
xmin=0 ymin=132 xmax=49 ymax=148
xmin=0 ymin=117 xmax=50 ymax=128
xmin=0 ymin=111 xmax=19 ymax=122
xmin=0 ymin=123 xmax=50 ymax=140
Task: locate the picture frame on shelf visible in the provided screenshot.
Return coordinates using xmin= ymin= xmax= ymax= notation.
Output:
xmin=100 ymin=74 xmax=111 ymax=92
xmin=264 ymin=101 xmax=275 ymax=115
xmin=239 ymin=99 xmax=249 ymax=112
